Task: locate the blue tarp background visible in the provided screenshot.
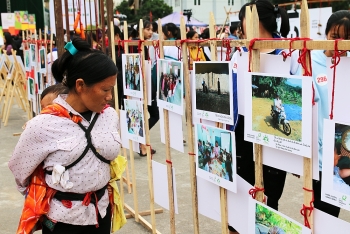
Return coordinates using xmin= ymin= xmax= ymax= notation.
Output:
xmin=284 ymin=104 xmax=302 ymax=121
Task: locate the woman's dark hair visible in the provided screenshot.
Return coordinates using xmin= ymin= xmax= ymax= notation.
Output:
xmin=162 ymin=23 xmax=180 ymax=39
xmin=325 ymin=10 xmax=350 ymax=39
xmin=114 ymin=25 xmax=124 ymax=39
xmin=152 ymin=22 xmax=158 ymax=33
xmin=200 ymin=28 xmax=210 ymax=39
xmin=186 ymin=30 xmax=198 ymax=39
xmin=52 ymin=37 xmax=117 ymax=89
xmin=3 ymin=32 xmax=17 ymax=51
xmin=41 ymin=83 xmax=69 ymax=100
xmin=129 ymin=20 xmax=152 ymax=39
xmin=239 ymin=0 xmax=290 ymax=37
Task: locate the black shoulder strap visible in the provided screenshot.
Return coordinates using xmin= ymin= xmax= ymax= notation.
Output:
xmin=65 ymin=113 xmax=109 ymax=171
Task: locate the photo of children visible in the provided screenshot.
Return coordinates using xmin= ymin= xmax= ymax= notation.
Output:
xmin=193 ymin=61 xmax=233 ymax=124
xmin=124 ymin=99 xmax=145 ymax=144
xmin=157 ymin=59 xmax=184 ymax=115
xmin=195 ymin=123 xmax=236 ymax=192
xmin=122 ymin=54 xmax=143 ymax=98
xmin=251 ymin=74 xmax=302 ymax=141
xmin=333 ymin=123 xmax=350 ymax=195
xmin=254 ymin=202 xmax=302 ymax=234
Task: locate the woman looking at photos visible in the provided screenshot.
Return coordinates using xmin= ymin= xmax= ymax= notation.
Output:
xmin=228 ymin=0 xmax=300 ymax=233
xmin=186 ymin=30 xmax=208 ymax=70
xmin=9 ymin=37 xmax=121 ymax=233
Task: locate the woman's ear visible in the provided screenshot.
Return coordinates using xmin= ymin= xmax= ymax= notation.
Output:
xmin=75 ymin=78 xmax=85 ymax=93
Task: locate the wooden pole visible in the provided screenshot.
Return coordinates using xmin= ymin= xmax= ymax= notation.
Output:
xmin=248 ymin=4 xmax=264 ymax=203
xmin=300 ymin=0 xmax=314 ymax=231
xmin=157 ymin=19 xmax=176 ymax=234
xmin=180 ymin=16 xmax=200 ymax=234
xmin=64 ymin=0 xmax=70 ymax=42
xmin=139 ymin=19 xmax=158 ymax=234
xmin=123 ymin=21 xmax=133 ymax=194
xmin=209 ymin=12 xmax=228 ymax=234
xmin=54 ymin=0 xmax=65 ymax=57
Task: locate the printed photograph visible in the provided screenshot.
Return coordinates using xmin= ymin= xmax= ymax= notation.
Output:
xmin=194 ymin=62 xmax=231 ymax=115
xmin=124 ymin=99 xmax=145 ymax=143
xmin=251 ymin=74 xmax=302 ymax=141
xmin=30 ymin=44 xmax=36 ymax=65
xmin=28 ymin=14 xmax=36 ymax=25
xmin=27 ymin=77 xmax=35 ymax=99
xmin=24 ymin=50 xmax=30 ymax=71
xmin=333 ymin=123 xmax=350 ymax=195
xmin=196 ymin=124 xmax=234 ymax=182
xmin=122 ymin=54 xmax=141 ymax=91
xmin=255 ymin=203 xmax=302 ymax=234
xmin=39 ymin=48 xmax=46 ymax=70
xmin=157 ymin=59 xmax=183 ymax=106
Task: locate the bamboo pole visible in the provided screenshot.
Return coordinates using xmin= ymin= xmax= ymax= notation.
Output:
xmin=209 ymin=12 xmax=228 ymax=234
xmin=180 ymin=16 xmax=200 ymax=234
xmin=247 ymin=4 xmax=264 ymax=203
xmin=300 ymin=0 xmax=314 ymax=231
xmin=139 ymin=19 xmax=158 ymax=233
xmin=157 ymin=19 xmax=176 ymax=234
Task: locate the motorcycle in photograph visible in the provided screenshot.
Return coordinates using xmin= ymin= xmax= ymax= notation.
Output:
xmin=270 ymin=105 xmax=291 ymax=136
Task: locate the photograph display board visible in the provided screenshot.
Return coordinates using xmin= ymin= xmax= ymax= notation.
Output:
xmin=122 ymin=54 xmax=143 ymax=99
xmin=124 ymin=99 xmax=146 ymax=144
xmin=244 ymin=72 xmax=312 ymax=157
xmin=249 ymin=200 xmax=311 ymax=234
xmin=322 ymin=119 xmax=350 ymax=211
xmin=157 ymin=59 xmax=184 ymax=115
xmin=195 ymin=123 xmax=237 ymax=192
xmin=193 ymin=62 xmax=233 ymax=125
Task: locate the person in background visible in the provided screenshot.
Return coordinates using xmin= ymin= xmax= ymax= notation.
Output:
xmin=2 ymin=32 xmax=18 ymax=55
xmin=228 ymin=25 xmax=238 ymax=39
xmin=151 ymin=21 xmax=159 ymax=40
xmin=47 ymin=36 xmax=58 ymax=85
xmin=129 ymin=21 xmax=158 ymax=157
xmin=228 ymin=0 xmax=294 ymax=233
xmin=186 ymin=30 xmax=207 ymax=70
xmin=200 ymin=28 xmax=211 ymax=61
xmin=311 ymin=10 xmax=350 ymax=218
xmin=114 ymin=25 xmax=126 ymax=110
xmin=14 ymin=31 xmax=23 ymax=59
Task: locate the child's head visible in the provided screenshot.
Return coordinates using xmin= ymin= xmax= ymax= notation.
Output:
xmin=40 ymin=84 xmax=69 ymax=109
xmin=162 ymin=23 xmax=180 ymax=40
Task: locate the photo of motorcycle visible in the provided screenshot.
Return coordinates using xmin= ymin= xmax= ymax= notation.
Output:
xmin=270 ymin=105 xmax=291 ymax=136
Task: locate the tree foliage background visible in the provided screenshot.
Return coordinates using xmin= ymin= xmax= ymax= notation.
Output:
xmin=115 ymin=0 xmax=173 ymax=24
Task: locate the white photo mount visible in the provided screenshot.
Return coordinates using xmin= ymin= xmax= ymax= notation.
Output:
xmin=193 ymin=61 xmax=234 ymax=125
xmin=195 ymin=123 xmax=237 ymax=192
xmin=123 ymin=99 xmax=146 ymax=144
xmin=156 ymin=59 xmax=184 ymax=115
xmin=122 ymin=54 xmax=144 ymax=99
xmin=244 ymin=72 xmax=313 ymax=157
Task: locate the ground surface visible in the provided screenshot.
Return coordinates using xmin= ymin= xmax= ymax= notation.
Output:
xmin=196 ymin=91 xmax=230 ymax=115
xmin=252 ymin=97 xmax=302 ymax=141
xmin=1 ymin=104 xmax=350 ymax=234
